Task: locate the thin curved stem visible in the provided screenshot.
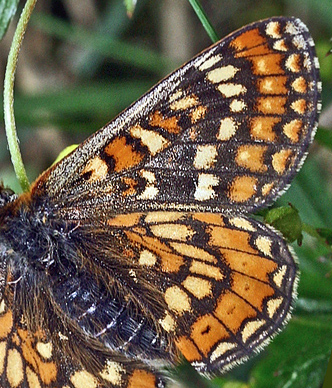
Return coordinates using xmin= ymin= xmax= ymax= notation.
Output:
xmin=187 ymin=0 xmax=219 ymax=43
xmin=3 ymin=0 xmax=37 ymax=192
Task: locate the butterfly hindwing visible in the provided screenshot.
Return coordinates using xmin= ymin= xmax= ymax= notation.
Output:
xmin=106 ymin=211 xmax=297 ymax=374
xmin=0 ymin=299 xmax=166 ymax=388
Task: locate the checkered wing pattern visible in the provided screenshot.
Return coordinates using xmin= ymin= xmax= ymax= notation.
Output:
xmin=0 ymin=300 xmax=165 ymax=388
xmin=0 ymin=16 xmax=320 ymax=388
xmin=106 ymin=212 xmax=297 ymax=374
xmin=33 ymin=17 xmax=320 ymax=217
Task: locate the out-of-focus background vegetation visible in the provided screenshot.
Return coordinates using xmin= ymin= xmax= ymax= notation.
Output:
xmin=1 ymin=1 xmax=332 ymax=387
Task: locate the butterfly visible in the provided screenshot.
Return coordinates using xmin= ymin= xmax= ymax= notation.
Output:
xmin=0 ymin=16 xmax=321 ymax=388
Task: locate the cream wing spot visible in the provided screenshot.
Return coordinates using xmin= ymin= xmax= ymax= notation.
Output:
xmin=198 ymin=54 xmax=222 ymax=71
xmin=273 ymin=39 xmax=288 ymax=51
xmin=285 ymin=54 xmax=301 ymax=72
xmin=7 ymin=348 xmax=24 ymax=387
xmin=26 ymin=367 xmax=41 ymax=388
xmin=194 ymin=173 xmax=219 ymax=201
xmin=210 ymin=342 xmax=237 ymax=362
xmin=139 ymin=250 xmax=157 ymax=266
xmin=0 ymin=299 xmax=5 ymax=314
xmin=207 ymin=65 xmax=239 ymax=83
xmin=265 ymin=21 xmax=281 ymax=38
xmin=242 ymin=319 xmax=266 ymax=343
xmin=190 ymin=260 xmax=224 ymax=281
xmin=182 ymin=276 xmax=212 ymax=299
xmin=190 ymin=105 xmax=207 ymax=123
xmin=262 ymin=182 xmax=274 ymax=196
xmin=194 ymin=144 xmax=218 ymax=169
xmin=169 ymin=90 xmax=183 ymax=102
xmin=229 ymin=217 xmax=256 ymax=231
xmin=267 ymin=297 xmax=284 ymax=318
xmin=150 ymin=223 xmax=194 ymax=241
xmin=165 ymin=286 xmax=191 ymax=314
xmin=81 ymin=156 xmax=108 ymax=182
xmin=169 ymin=242 xmax=217 ymax=263
xmin=0 ymin=341 xmax=6 ymax=375
xmin=255 ymin=236 xmax=273 ymax=257
xmin=137 ymin=170 xmax=159 ymax=200
xmin=217 ymin=83 xmax=247 ymax=97
xmin=291 ymin=77 xmax=307 ymax=93
xmin=273 ymin=265 xmax=287 ymax=287
xmin=130 ymin=125 xmax=169 ymax=156
xmin=217 ymin=117 xmax=238 ymax=140
xmin=99 ymin=360 xmax=124 ymax=385
xmin=230 ymin=99 xmax=246 ymax=113
xmin=36 ymin=341 xmax=53 ymax=360
xmin=159 ymin=311 xmax=176 ymax=332
xmin=170 ymin=95 xmax=199 ymax=110
xmin=145 ymin=212 xmax=183 ymax=223
xmin=71 ymin=371 xmax=98 ymax=388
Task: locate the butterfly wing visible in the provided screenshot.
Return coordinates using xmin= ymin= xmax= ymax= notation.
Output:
xmin=30 ymin=17 xmax=320 ymax=217
xmin=0 ymin=299 xmax=166 ymax=388
xmin=103 ymin=211 xmax=297 ymax=374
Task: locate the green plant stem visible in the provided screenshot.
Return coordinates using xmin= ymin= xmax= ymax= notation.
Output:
xmin=187 ymin=0 xmax=219 ymax=43
xmin=3 ymin=0 xmax=37 ymax=192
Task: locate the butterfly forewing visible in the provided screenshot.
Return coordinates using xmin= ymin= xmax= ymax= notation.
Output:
xmin=0 ymin=16 xmax=320 ymax=388
xmin=32 ymin=17 xmax=320 ymax=218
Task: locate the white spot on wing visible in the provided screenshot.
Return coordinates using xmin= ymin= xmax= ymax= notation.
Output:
xmin=217 ymin=117 xmax=238 ymax=140
xmin=99 ymin=360 xmax=124 ymax=385
xmin=207 ymin=65 xmax=239 ymax=83
xmin=138 ymin=170 xmax=159 ymax=200
xmin=218 ymin=83 xmax=247 ymax=97
xmin=210 ymin=342 xmax=237 ymax=362
xmin=230 ymin=99 xmax=246 ymax=112
xmin=198 ymin=54 xmax=223 ymax=71
xmin=265 ymin=21 xmax=281 ymax=38
xmin=194 ymin=173 xmax=219 ymax=201
xmin=194 ymin=144 xmax=218 ymax=169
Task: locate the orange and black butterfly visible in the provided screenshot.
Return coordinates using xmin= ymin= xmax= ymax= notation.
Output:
xmin=0 ymin=16 xmax=321 ymax=388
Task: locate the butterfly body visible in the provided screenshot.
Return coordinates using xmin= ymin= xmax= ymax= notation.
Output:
xmin=0 ymin=16 xmax=321 ymax=388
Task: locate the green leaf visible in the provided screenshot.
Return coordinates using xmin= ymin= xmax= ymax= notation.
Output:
xmin=210 ymin=379 xmax=248 ymax=388
xmin=250 ymin=315 xmax=332 ymax=388
xmin=263 ymin=205 xmax=303 ymax=244
xmin=124 ymin=0 xmax=137 ymax=17
xmin=316 ymin=227 xmax=332 ymax=245
xmin=52 ymin=145 xmax=78 ymax=166
xmin=0 ymin=0 xmax=19 ymax=40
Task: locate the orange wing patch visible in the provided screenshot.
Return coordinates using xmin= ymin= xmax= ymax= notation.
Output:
xmin=104 ymin=137 xmax=144 ymax=172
